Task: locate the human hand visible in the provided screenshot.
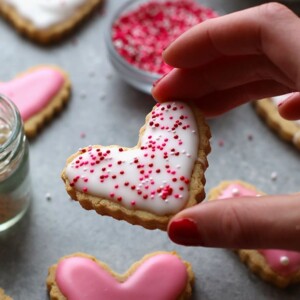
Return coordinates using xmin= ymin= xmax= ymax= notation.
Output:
xmin=152 ymin=3 xmax=300 ymax=250
xmin=152 ymin=3 xmax=300 ymax=121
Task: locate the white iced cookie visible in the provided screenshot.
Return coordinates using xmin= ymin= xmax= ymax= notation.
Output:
xmin=62 ymin=102 xmax=211 ymax=230
xmin=0 ymin=0 xmax=103 ymax=44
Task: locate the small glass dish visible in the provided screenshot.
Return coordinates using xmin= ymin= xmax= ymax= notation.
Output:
xmin=105 ymin=0 xmax=161 ymax=94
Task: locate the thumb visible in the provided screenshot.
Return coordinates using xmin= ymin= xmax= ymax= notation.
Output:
xmin=168 ymin=194 xmax=300 ymax=250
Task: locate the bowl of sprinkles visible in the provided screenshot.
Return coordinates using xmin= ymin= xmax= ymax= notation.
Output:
xmin=106 ymin=0 xmax=218 ymax=94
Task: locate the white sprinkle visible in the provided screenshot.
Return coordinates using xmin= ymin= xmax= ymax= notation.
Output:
xmin=45 ymin=193 xmax=52 ymax=201
xmin=271 ymin=172 xmax=277 ymax=181
xmin=176 ymin=164 xmax=181 ymax=169
xmin=232 ymin=188 xmax=240 ymax=196
xmin=280 ymin=256 xmax=289 ymax=266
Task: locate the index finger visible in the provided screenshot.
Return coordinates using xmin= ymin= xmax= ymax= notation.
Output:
xmin=163 ymin=3 xmax=300 ymax=79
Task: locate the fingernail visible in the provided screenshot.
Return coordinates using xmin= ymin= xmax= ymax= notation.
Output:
xmin=152 ymin=73 xmax=168 ymax=87
xmin=168 ymin=218 xmax=204 ymax=246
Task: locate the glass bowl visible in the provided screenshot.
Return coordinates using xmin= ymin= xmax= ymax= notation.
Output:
xmin=105 ymin=0 xmax=219 ymax=94
xmin=105 ymin=0 xmax=161 ymax=94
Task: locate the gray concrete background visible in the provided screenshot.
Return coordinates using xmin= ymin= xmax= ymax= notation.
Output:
xmin=0 ymin=0 xmax=299 ymax=299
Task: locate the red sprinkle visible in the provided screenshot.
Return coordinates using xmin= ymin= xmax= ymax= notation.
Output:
xmin=112 ymin=0 xmax=217 ymax=74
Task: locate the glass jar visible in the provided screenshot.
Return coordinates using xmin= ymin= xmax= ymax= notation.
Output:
xmin=0 ymin=94 xmax=31 ymax=232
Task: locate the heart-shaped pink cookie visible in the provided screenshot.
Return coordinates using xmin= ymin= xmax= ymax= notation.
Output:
xmin=0 ymin=0 xmax=103 ymax=44
xmin=62 ymin=102 xmax=211 ymax=230
xmin=0 ymin=66 xmax=71 ymax=138
xmin=47 ymin=252 xmax=194 ymax=300
xmin=254 ymin=96 xmax=300 ymax=150
xmin=208 ymin=180 xmax=300 ymax=288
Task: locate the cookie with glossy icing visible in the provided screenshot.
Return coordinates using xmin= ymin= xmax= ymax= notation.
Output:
xmin=0 ymin=0 xmax=103 ymax=44
xmin=47 ymin=251 xmax=194 ymax=300
xmin=0 ymin=65 xmax=71 ymax=138
xmin=62 ymin=102 xmax=211 ymax=230
xmin=254 ymin=96 xmax=300 ymax=150
xmin=208 ymin=180 xmax=300 ymax=288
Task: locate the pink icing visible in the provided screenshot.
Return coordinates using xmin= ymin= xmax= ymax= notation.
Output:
xmin=0 ymin=68 xmax=65 ymax=121
xmin=259 ymin=250 xmax=300 ymax=277
xmin=217 ymin=182 xmax=300 ymax=277
xmin=217 ymin=183 xmax=258 ymax=199
xmin=56 ymin=254 xmax=188 ymax=300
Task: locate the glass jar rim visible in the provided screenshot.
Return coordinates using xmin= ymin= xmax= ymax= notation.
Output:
xmin=105 ymin=0 xmax=162 ymax=80
xmin=0 ymin=94 xmax=22 ymax=152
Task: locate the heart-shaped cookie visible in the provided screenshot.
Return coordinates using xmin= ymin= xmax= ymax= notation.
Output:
xmin=62 ymin=102 xmax=211 ymax=230
xmin=254 ymin=96 xmax=300 ymax=150
xmin=47 ymin=252 xmax=194 ymax=300
xmin=208 ymin=180 xmax=300 ymax=288
xmin=0 ymin=288 xmax=12 ymax=300
xmin=0 ymin=0 xmax=103 ymax=44
xmin=0 ymin=66 xmax=71 ymax=138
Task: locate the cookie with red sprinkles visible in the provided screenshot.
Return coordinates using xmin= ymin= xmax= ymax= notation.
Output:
xmin=62 ymin=102 xmax=211 ymax=230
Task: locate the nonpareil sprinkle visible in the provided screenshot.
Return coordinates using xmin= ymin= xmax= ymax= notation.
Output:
xmin=112 ymin=0 xmax=218 ymax=74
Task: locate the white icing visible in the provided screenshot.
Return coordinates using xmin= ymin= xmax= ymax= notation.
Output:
xmin=271 ymin=94 xmax=300 ymax=125
xmin=65 ymin=102 xmax=200 ymax=215
xmin=4 ymin=0 xmax=88 ymax=28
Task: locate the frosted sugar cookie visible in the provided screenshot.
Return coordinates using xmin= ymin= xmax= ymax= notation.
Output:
xmin=254 ymin=95 xmax=300 ymax=149
xmin=0 ymin=0 xmax=103 ymax=44
xmin=208 ymin=180 xmax=300 ymax=288
xmin=62 ymin=102 xmax=211 ymax=230
xmin=0 ymin=65 xmax=71 ymax=138
xmin=47 ymin=251 xmax=194 ymax=300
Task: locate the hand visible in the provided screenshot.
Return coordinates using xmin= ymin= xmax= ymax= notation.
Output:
xmin=152 ymin=3 xmax=300 ymax=250
xmin=152 ymin=3 xmax=300 ymax=121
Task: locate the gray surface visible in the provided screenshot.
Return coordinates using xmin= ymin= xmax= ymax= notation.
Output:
xmin=0 ymin=0 xmax=299 ymax=299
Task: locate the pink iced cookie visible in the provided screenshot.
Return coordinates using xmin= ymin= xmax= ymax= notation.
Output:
xmin=208 ymin=180 xmax=300 ymax=288
xmin=0 ymin=66 xmax=71 ymax=137
xmin=47 ymin=252 xmax=194 ymax=300
xmin=62 ymin=102 xmax=211 ymax=230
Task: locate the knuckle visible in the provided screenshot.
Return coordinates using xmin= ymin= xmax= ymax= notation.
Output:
xmin=259 ymin=2 xmax=293 ymax=20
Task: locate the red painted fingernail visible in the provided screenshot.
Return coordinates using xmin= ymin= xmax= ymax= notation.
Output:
xmin=168 ymin=218 xmax=204 ymax=246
